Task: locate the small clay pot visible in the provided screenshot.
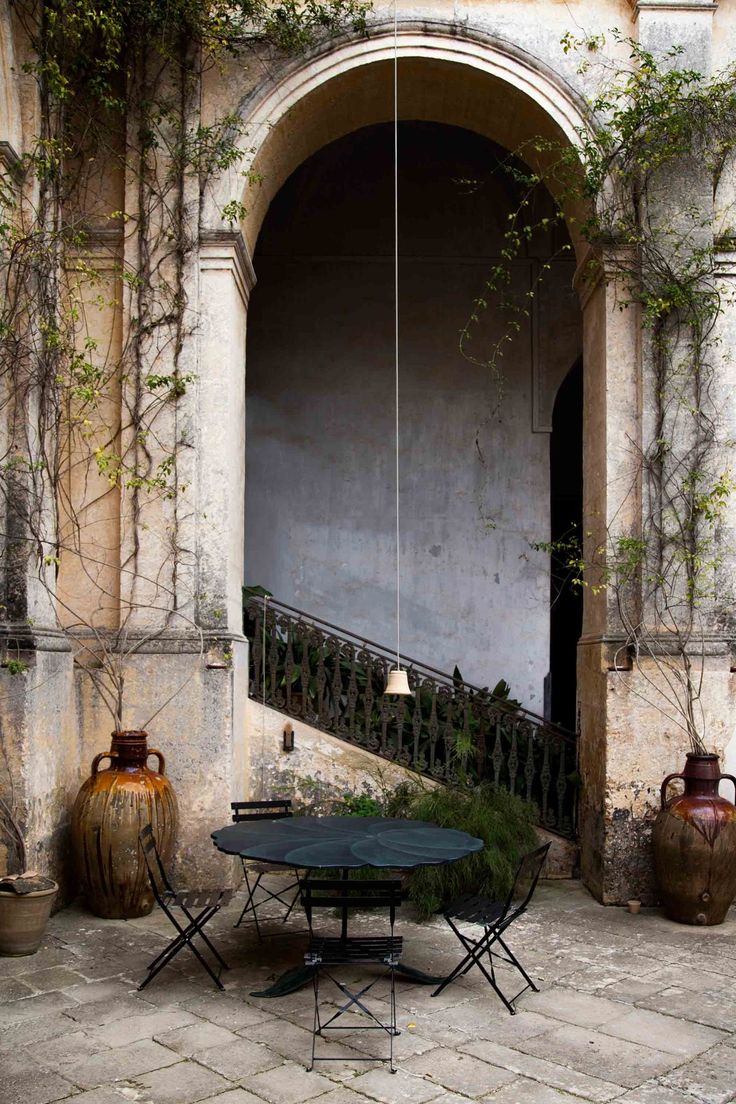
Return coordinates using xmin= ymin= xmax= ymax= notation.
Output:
xmin=0 ymin=879 xmax=58 ymax=955
xmin=627 ymin=899 xmax=641 ymax=915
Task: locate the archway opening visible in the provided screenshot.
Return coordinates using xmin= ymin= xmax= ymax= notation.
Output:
xmin=549 ymin=359 xmax=583 ymax=730
xmin=245 ymin=120 xmax=582 ymax=714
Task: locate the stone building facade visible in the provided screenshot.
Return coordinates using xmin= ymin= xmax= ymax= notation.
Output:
xmin=1 ymin=0 xmax=735 ymax=904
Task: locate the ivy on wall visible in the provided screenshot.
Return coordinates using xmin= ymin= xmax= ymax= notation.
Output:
xmin=465 ymin=33 xmax=736 ymax=753
xmin=0 ymin=0 xmax=367 ymax=727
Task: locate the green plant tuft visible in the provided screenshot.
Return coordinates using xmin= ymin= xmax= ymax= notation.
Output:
xmin=404 ymin=783 xmax=538 ymax=919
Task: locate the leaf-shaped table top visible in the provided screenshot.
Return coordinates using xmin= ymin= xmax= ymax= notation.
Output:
xmin=212 ymin=815 xmax=483 ymax=869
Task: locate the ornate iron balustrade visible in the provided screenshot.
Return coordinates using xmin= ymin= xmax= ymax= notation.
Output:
xmin=244 ymin=594 xmax=579 ymax=840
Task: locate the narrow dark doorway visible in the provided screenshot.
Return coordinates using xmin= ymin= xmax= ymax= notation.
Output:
xmin=549 ymin=359 xmax=583 ymax=731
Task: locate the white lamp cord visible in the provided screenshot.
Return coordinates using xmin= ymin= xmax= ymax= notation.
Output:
xmin=393 ymin=0 xmax=400 ymax=671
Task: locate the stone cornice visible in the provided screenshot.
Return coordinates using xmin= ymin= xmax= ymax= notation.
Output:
xmin=66 ymin=226 xmax=125 ymax=273
xmin=631 ymin=0 xmax=715 ymax=10
xmin=40 ymin=625 xmax=248 ymax=656
xmin=199 ymin=228 xmax=256 ymax=306
xmin=630 ymin=0 xmax=717 ymax=11
xmin=579 ymin=632 xmax=732 ymax=657
xmin=0 ymin=624 xmax=72 ymax=653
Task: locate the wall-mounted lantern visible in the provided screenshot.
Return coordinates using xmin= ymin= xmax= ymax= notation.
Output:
xmin=282 ymin=722 xmax=295 ymax=753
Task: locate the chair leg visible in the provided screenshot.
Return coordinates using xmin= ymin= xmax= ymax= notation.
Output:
xmin=234 ymin=868 xmax=263 ymax=939
xmin=389 ymin=966 xmax=397 ymax=1073
xmin=179 ymin=901 xmax=229 ymax=969
xmin=432 ymin=923 xmax=519 ymax=1014
xmin=139 ymin=905 xmax=226 ymax=991
xmin=496 ymin=932 xmax=539 ymax=993
xmin=307 ymin=965 xmax=320 ymax=1071
xmin=307 ymin=963 xmax=399 ymax=1070
xmin=280 ymin=873 xmax=303 ymax=924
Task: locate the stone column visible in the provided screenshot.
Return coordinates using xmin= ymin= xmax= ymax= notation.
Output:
xmin=100 ymin=229 xmax=255 ymax=886
xmin=0 ymin=128 xmax=80 ymax=886
xmin=578 ymin=0 xmax=736 ymax=904
xmin=577 ymin=249 xmax=644 ymax=903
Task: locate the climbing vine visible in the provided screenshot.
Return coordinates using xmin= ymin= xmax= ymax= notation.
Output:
xmin=465 ymin=32 xmax=736 ymax=752
xmin=0 ymin=0 xmax=367 ymax=727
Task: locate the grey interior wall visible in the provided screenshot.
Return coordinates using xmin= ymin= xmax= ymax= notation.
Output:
xmin=245 ymin=123 xmax=581 ymax=711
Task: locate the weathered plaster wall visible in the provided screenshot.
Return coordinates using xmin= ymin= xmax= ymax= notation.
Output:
xmin=246 ymin=698 xmax=431 ymax=811
xmin=245 ymin=122 xmax=581 ymax=707
xmin=0 ymin=648 xmax=75 ymax=886
xmin=74 ymin=640 xmax=248 ymax=888
xmin=3 ymin=0 xmax=736 ymax=910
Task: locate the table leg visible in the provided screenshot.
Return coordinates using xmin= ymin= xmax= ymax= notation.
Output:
xmin=340 ymin=867 xmax=349 ymax=941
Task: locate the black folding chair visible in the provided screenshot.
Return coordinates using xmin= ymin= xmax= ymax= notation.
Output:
xmin=138 ymin=824 xmax=233 ymax=991
xmin=231 ymin=799 xmax=306 ymax=938
xmin=432 ymin=842 xmax=551 ymax=1013
xmin=302 ymin=878 xmax=404 ymax=1073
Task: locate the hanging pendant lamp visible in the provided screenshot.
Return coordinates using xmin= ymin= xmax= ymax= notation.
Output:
xmin=386 ymin=667 xmax=411 ymax=695
xmin=385 ymin=1 xmax=412 ymax=698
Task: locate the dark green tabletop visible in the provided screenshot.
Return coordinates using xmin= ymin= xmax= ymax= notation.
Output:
xmin=212 ymin=815 xmax=483 ymax=869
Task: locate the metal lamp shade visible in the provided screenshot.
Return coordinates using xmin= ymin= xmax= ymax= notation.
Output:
xmin=385 ymin=668 xmax=412 ymax=695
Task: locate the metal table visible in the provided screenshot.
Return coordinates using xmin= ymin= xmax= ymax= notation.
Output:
xmin=212 ymin=814 xmax=483 ymax=942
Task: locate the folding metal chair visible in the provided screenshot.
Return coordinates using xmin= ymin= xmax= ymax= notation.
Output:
xmin=302 ymin=878 xmax=404 ymax=1073
xmin=231 ymin=799 xmax=305 ymax=938
xmin=431 ymin=842 xmax=551 ymax=1013
xmin=138 ymin=824 xmax=233 ymax=991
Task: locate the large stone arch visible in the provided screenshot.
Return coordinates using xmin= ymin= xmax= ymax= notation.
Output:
xmin=195 ymin=21 xmax=642 ymax=901
xmin=203 ymin=23 xmax=593 ymax=259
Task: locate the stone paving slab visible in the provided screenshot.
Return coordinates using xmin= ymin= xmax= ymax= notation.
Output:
xmin=1 ymin=880 xmax=735 ymax=1104
xmin=459 ymin=1038 xmax=627 ymax=1102
xmin=125 ymin=1059 xmax=234 ymax=1103
xmin=486 ymin=1078 xmax=591 ymax=1104
xmin=512 ymin=1022 xmax=683 ymax=1088
xmin=402 ymin=1047 xmax=517 ymax=1097
xmin=597 ymin=1006 xmax=726 ymax=1057
xmin=616 ymin=1084 xmax=707 ymax=1104
xmin=0 ymin=1068 xmax=78 ymax=1104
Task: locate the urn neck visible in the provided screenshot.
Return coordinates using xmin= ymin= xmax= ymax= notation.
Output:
xmin=682 ymin=753 xmax=721 ymax=797
xmin=110 ymin=730 xmax=149 ymax=768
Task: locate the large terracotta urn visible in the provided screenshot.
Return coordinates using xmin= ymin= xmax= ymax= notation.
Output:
xmin=71 ymin=731 xmax=178 ymax=919
xmin=652 ymin=753 xmax=736 ymax=925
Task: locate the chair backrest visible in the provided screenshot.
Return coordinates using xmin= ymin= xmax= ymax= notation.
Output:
xmin=499 ymin=842 xmax=551 ymax=925
xmin=231 ymin=799 xmax=292 ymax=822
xmin=139 ymin=824 xmax=174 ymax=902
xmin=301 ymin=878 xmax=403 ymax=934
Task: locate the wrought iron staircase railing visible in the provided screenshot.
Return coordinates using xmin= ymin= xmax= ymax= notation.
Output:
xmin=244 ymin=594 xmax=579 ymax=840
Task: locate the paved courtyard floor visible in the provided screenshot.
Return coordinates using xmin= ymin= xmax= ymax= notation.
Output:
xmin=1 ymin=879 xmax=735 ymax=1104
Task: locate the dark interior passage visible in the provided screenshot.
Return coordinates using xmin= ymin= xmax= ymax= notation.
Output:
xmin=245 ymin=121 xmax=582 ymax=711
xmin=549 ymin=359 xmax=583 ymax=730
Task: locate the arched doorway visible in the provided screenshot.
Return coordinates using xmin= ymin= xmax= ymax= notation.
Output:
xmin=244 ymin=120 xmax=582 ymax=713
xmin=196 ymin=26 xmax=636 ymax=895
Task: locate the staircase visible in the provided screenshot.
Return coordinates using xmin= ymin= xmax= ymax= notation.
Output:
xmin=244 ymin=594 xmax=579 ymax=841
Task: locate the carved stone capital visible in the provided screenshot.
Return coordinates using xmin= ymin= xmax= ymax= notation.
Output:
xmin=199 ymin=229 xmax=256 ymax=306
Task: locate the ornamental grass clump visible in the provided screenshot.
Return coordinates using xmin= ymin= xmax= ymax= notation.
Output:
xmin=405 ymin=783 xmax=538 ymax=919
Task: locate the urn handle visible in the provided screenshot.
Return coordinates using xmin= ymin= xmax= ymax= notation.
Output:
xmin=660 ymin=772 xmax=684 ymax=808
xmin=718 ymin=773 xmax=736 ymax=804
xmin=147 ymin=749 xmax=166 ymax=774
xmin=91 ymin=752 xmax=116 ymax=775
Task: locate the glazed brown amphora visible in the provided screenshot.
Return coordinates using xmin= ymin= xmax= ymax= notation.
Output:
xmin=652 ymin=753 xmax=736 ymax=925
xmin=71 ymin=731 xmax=178 ymax=919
